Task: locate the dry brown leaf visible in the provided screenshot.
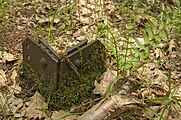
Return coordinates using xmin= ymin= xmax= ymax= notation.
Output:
xmin=105 ymin=1 xmax=115 ymax=14
xmin=11 ymin=83 xmax=22 ymax=94
xmin=145 ymin=106 xmax=160 ymax=118
xmin=137 ymin=62 xmax=169 ymax=100
xmin=93 ymin=69 xmax=117 ymax=95
xmin=90 ymin=25 xmax=97 ymax=33
xmin=26 ymin=91 xmax=46 ymax=109
xmin=87 ymin=4 xmax=96 ymax=9
xmin=51 ymin=110 xmax=65 ymax=120
xmin=11 ymin=70 xmax=17 ymax=81
xmin=26 ymin=109 xmax=44 ymax=119
xmin=0 ymin=90 xmax=12 ymax=113
xmin=93 ymin=80 xmax=110 ymax=95
xmin=76 ymin=36 xmax=86 ymax=41
xmin=175 ymin=86 xmax=181 ymax=104
xmin=137 ymin=63 xmax=167 ymax=90
xmin=79 ymin=0 xmax=87 ymax=6
xmin=52 ymin=110 xmax=79 ymax=120
xmin=154 ymin=104 xmax=181 ymax=120
xmin=155 ymin=48 xmax=164 ymax=59
xmin=35 ymin=0 xmax=43 ymax=3
xmin=111 ymin=95 xmax=140 ymax=107
xmin=25 ymin=91 xmax=46 ymax=119
xmin=0 ymin=69 xmax=7 ymax=85
xmin=8 ymin=95 xmax=25 ymax=116
xmin=2 ymin=51 xmax=15 ymax=63
xmin=80 ymin=7 xmax=92 ymax=16
xmin=101 ymin=68 xmax=117 ymax=82
xmin=166 ymin=105 xmax=181 ymax=120
xmin=9 ymin=70 xmax=22 ymax=94
xmin=117 ymin=79 xmax=141 ymax=95
xmin=168 ymin=39 xmax=175 ymax=55
xmin=73 ymin=26 xmax=89 ymax=38
xmin=0 ymin=51 xmax=2 ymax=63
xmin=13 ymin=101 xmax=24 ymax=114
xmin=79 ymin=16 xmax=92 ymax=24
xmin=36 ymin=16 xmax=60 ymax=24
xmin=129 ymin=37 xmax=145 ymax=48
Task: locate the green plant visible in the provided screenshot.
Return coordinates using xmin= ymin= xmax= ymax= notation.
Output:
xmin=130 ymin=3 xmax=181 ymax=119
xmin=103 ymin=76 xmax=122 ymax=98
xmin=98 ymin=0 xmax=149 ymax=97
xmin=144 ymin=71 xmax=181 ymax=120
xmin=0 ymin=0 xmax=9 ymax=35
xmin=31 ymin=0 xmax=77 ymax=43
xmin=0 ymin=0 xmax=9 ymax=18
xmin=97 ymin=22 xmax=110 ymax=38
xmin=48 ymin=0 xmax=77 ymax=43
xmin=54 ymin=112 xmax=82 ymax=120
xmin=101 ymin=0 xmax=180 ymax=104
xmin=0 ymin=87 xmax=14 ymax=119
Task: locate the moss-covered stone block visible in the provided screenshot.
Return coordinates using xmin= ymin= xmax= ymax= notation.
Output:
xmin=19 ymin=40 xmax=107 ymax=110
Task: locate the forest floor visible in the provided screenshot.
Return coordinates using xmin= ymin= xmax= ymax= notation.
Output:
xmin=0 ymin=0 xmax=181 ymax=120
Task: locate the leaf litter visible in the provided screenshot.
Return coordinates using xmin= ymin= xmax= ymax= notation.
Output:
xmin=0 ymin=69 xmax=7 ymax=85
xmin=0 ymin=0 xmax=181 ymax=120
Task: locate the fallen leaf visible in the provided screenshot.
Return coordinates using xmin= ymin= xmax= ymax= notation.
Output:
xmin=36 ymin=16 xmax=60 ymax=24
xmin=10 ymin=70 xmax=21 ymax=94
xmin=52 ymin=110 xmax=79 ymax=120
xmin=145 ymin=106 xmax=160 ymax=118
xmin=93 ymin=68 xmax=117 ymax=95
xmin=93 ymin=80 xmax=110 ymax=95
xmin=79 ymin=0 xmax=86 ymax=6
xmin=79 ymin=16 xmax=92 ymax=24
xmin=26 ymin=109 xmax=44 ymax=119
xmin=111 ymin=95 xmax=140 ymax=107
xmin=13 ymin=101 xmax=24 ymax=114
xmin=101 ymin=68 xmax=117 ymax=82
xmin=0 ymin=90 xmax=11 ymax=113
xmin=155 ymin=48 xmax=164 ymax=59
xmin=25 ymin=91 xmax=46 ymax=119
xmin=2 ymin=51 xmax=15 ymax=63
xmin=0 ymin=51 xmax=2 ymax=63
xmin=10 ymin=97 xmax=26 ymax=119
xmin=105 ymin=1 xmax=115 ymax=13
xmin=80 ymin=7 xmax=92 ymax=16
xmin=0 ymin=69 xmax=7 ymax=85
xmin=175 ymin=86 xmax=181 ymax=104
xmin=14 ymin=113 xmax=24 ymax=119
xmin=168 ymin=39 xmax=175 ymax=56
xmin=137 ymin=63 xmax=167 ymax=90
xmin=11 ymin=70 xmax=17 ymax=81
xmin=11 ymin=83 xmax=22 ymax=94
xmin=87 ymin=4 xmax=96 ymax=9
xmin=129 ymin=37 xmax=145 ymax=48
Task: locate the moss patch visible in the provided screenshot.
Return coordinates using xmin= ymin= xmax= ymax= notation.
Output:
xmin=19 ymin=43 xmax=107 ymax=110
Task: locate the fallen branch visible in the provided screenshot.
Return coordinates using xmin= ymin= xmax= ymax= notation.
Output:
xmin=78 ymin=78 xmax=142 ymax=120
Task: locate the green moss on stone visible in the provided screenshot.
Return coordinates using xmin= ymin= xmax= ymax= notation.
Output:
xmin=19 ymin=43 xmax=107 ymax=110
